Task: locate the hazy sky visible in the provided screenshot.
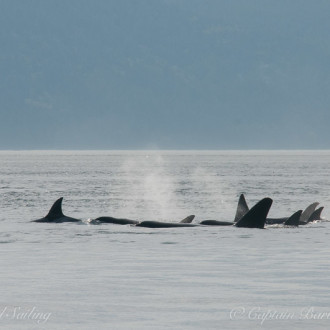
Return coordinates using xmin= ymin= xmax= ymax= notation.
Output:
xmin=1 ymin=0 xmax=330 ymax=149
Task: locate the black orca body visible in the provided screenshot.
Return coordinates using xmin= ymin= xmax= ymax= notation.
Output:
xmin=200 ymin=197 xmax=272 ymax=229
xmin=296 ymin=206 xmax=325 ymax=225
xmin=308 ymin=207 xmax=324 ymax=222
xmin=234 ymin=198 xmax=272 ymax=229
xmin=234 ymin=194 xmax=249 ymax=222
xmin=91 ymin=217 xmax=139 ymax=225
xmin=284 ymin=210 xmax=302 ymax=227
xmin=266 ymin=202 xmax=319 ymax=225
xmin=238 ymin=194 xmax=323 ymax=226
xmin=32 ymin=197 xmax=81 ymax=223
xmin=300 ymin=202 xmax=320 ymax=223
xmin=92 ymin=214 xmax=195 ymax=227
xmin=200 ymin=194 xmax=247 ymax=226
xmin=299 ymin=206 xmax=325 ymax=225
xmin=136 ymin=221 xmax=197 ymax=228
xmin=199 ymin=220 xmax=234 ymax=226
xmin=265 ymin=217 xmax=290 ymax=225
xmin=136 ymin=215 xmax=196 ymax=228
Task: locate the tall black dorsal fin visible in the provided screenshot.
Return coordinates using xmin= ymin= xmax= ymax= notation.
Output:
xmin=235 ymin=198 xmax=272 ymax=229
xmin=234 ymin=194 xmax=249 ymax=222
xmin=284 ymin=210 xmax=302 ymax=226
xmin=307 ymin=207 xmax=324 ymax=222
xmin=46 ymin=197 xmax=64 ymax=220
xmin=180 ymin=215 xmax=195 ymax=223
xmin=300 ymin=202 xmax=319 ymax=223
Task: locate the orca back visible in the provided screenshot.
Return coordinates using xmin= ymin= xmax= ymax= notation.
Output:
xmin=93 ymin=217 xmax=139 ymax=225
xmin=284 ymin=210 xmax=302 ymax=226
xmin=200 ymin=220 xmax=234 ymax=226
xmin=300 ymin=202 xmax=319 ymax=223
xmin=33 ymin=197 xmax=80 ymax=223
xmin=180 ymin=215 xmax=195 ymax=223
xmin=234 ymin=194 xmax=249 ymax=222
xmin=307 ymin=207 xmax=324 ymax=222
xmin=45 ymin=197 xmax=64 ymax=220
xmin=235 ymin=198 xmax=272 ymax=229
xmin=137 ymin=221 xmax=197 ymax=228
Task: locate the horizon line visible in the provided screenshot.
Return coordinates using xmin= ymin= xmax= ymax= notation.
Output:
xmin=1 ymin=149 xmax=330 ymax=152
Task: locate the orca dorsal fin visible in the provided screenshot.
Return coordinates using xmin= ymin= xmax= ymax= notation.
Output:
xmin=300 ymin=202 xmax=319 ymax=223
xmin=307 ymin=206 xmax=324 ymax=222
xmin=46 ymin=197 xmax=64 ymax=220
xmin=235 ymin=198 xmax=272 ymax=229
xmin=234 ymin=194 xmax=249 ymax=222
xmin=180 ymin=215 xmax=195 ymax=223
xmin=284 ymin=210 xmax=302 ymax=226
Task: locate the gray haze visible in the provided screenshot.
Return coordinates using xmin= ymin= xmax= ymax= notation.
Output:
xmin=1 ymin=0 xmax=330 ymax=149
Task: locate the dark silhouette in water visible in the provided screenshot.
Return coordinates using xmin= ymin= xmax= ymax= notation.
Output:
xmin=200 ymin=193 xmax=248 ymax=226
xmin=284 ymin=210 xmax=302 ymax=227
xmin=136 ymin=215 xmax=196 ymax=228
xmin=91 ymin=217 xmax=139 ymax=225
xmin=237 ymin=194 xmax=323 ymax=226
xmin=234 ymin=198 xmax=272 ymax=229
xmin=234 ymin=194 xmax=249 ymax=222
xmin=200 ymin=196 xmax=272 ymax=229
xmin=91 ymin=215 xmax=195 ymax=226
xmin=31 ymin=195 xmax=324 ymax=229
xmin=32 ymin=197 xmax=80 ymax=223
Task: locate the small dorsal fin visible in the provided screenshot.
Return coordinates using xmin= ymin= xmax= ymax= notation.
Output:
xmin=234 ymin=194 xmax=249 ymax=222
xmin=307 ymin=206 xmax=324 ymax=222
xmin=46 ymin=197 xmax=64 ymax=220
xmin=180 ymin=215 xmax=195 ymax=223
xmin=300 ymin=202 xmax=319 ymax=223
xmin=235 ymin=197 xmax=272 ymax=229
xmin=284 ymin=210 xmax=302 ymax=226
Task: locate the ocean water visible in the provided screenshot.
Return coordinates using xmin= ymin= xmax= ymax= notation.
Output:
xmin=0 ymin=150 xmax=330 ymax=330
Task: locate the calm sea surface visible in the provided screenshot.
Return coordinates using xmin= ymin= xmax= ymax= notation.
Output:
xmin=0 ymin=150 xmax=330 ymax=329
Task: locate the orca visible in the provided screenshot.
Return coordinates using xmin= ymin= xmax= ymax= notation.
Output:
xmin=297 ymin=206 xmax=325 ymax=226
xmin=200 ymin=194 xmax=251 ymax=227
xmin=235 ymin=198 xmax=272 ymax=229
xmin=179 ymin=215 xmax=195 ymax=223
xmin=32 ymin=197 xmax=81 ymax=223
xmin=284 ymin=210 xmax=302 ymax=227
xmin=266 ymin=202 xmax=320 ymax=225
xmin=308 ymin=207 xmax=324 ymax=222
xmin=199 ymin=220 xmax=233 ymax=226
xmin=300 ymin=202 xmax=320 ymax=223
xmin=90 ymin=217 xmax=139 ymax=225
xmin=91 ymin=214 xmax=195 ymax=226
xmin=200 ymin=197 xmax=272 ymax=229
xmin=234 ymin=194 xmax=249 ymax=222
xmin=238 ymin=194 xmax=323 ymax=225
xmin=136 ymin=215 xmax=196 ymax=228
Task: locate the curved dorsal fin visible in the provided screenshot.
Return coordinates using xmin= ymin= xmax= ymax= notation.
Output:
xmin=300 ymin=202 xmax=319 ymax=223
xmin=284 ymin=210 xmax=302 ymax=226
xmin=234 ymin=194 xmax=249 ymax=222
xmin=235 ymin=197 xmax=272 ymax=229
xmin=180 ymin=215 xmax=195 ymax=223
xmin=46 ymin=197 xmax=64 ymax=220
xmin=308 ymin=206 xmax=324 ymax=222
